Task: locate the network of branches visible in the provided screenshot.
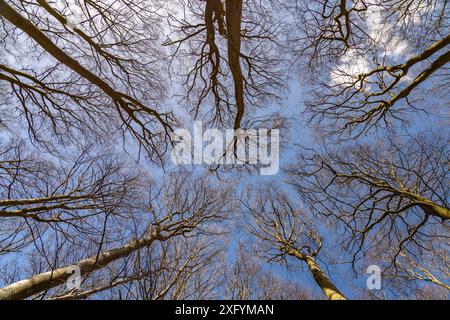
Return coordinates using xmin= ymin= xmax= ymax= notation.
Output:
xmin=0 ymin=0 xmax=448 ymax=300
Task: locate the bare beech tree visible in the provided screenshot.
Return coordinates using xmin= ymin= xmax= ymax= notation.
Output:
xmin=384 ymin=250 xmax=450 ymax=296
xmin=223 ymin=242 xmax=311 ymax=299
xmin=243 ymin=186 xmax=348 ymax=300
xmin=0 ymin=166 xmax=233 ymax=300
xmin=47 ymin=235 xmax=225 ymax=300
xmin=394 ymin=251 xmax=449 ymax=292
xmin=0 ymin=139 xmax=143 ymax=256
xmin=163 ymin=0 xmax=287 ymax=129
xmin=285 ymin=0 xmax=449 ymax=137
xmin=344 ymin=228 xmax=449 ymax=299
xmin=0 ymin=0 xmax=176 ymax=161
xmin=288 ymin=132 xmax=449 ymax=272
xmin=0 ymin=0 xmax=447 ymax=302
xmin=286 ymin=1 xmax=447 ymax=62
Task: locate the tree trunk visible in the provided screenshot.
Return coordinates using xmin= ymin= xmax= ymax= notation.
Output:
xmin=304 ymin=256 xmax=347 ymax=300
xmin=225 ymin=0 xmax=244 ymax=130
xmin=0 ymin=237 xmax=155 ymax=300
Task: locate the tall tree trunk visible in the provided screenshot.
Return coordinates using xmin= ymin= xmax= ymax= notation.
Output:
xmin=304 ymin=256 xmax=347 ymax=300
xmin=0 ymin=237 xmax=156 ymax=300
xmin=225 ymin=0 xmax=244 ymax=130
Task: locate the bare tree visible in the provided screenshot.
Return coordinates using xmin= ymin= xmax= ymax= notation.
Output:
xmin=46 ymin=234 xmax=225 ymax=300
xmin=388 ymin=250 xmax=450 ymax=292
xmin=361 ymin=233 xmax=449 ymax=299
xmin=0 ymin=0 xmax=447 ymax=301
xmin=243 ymin=186 xmax=348 ymax=300
xmin=223 ymin=242 xmax=311 ymax=299
xmin=288 ymin=132 xmax=449 ymax=271
xmin=0 ymin=0 xmax=176 ymax=161
xmin=285 ymin=0 xmax=449 ymax=138
xmin=0 ymin=139 xmax=143 ymax=256
xmin=163 ymin=0 xmax=287 ymax=129
xmin=0 ymin=167 xmax=234 ymax=300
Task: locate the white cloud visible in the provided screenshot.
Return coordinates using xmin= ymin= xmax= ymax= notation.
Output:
xmin=330 ymin=49 xmax=371 ymax=88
